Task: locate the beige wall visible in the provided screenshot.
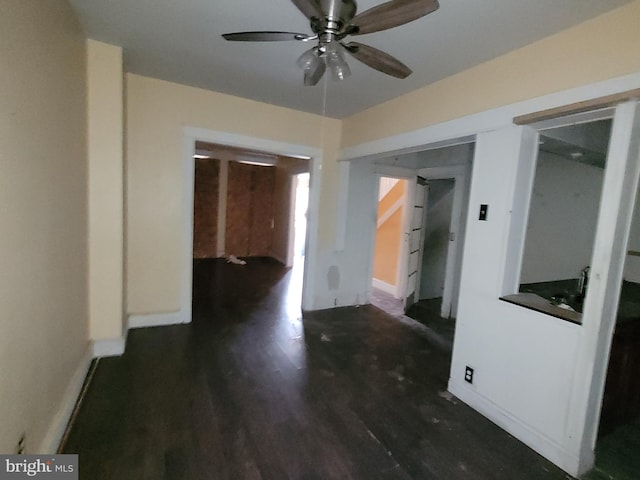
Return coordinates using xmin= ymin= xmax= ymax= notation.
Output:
xmin=88 ymin=40 xmax=124 ymax=340
xmin=125 ymin=0 xmax=640 ymax=315
xmin=125 ymin=74 xmax=336 ymax=314
xmin=0 ymin=0 xmax=89 ymax=453
xmin=315 ymin=118 xmax=343 ymax=250
xmin=342 ymin=0 xmax=640 ymax=147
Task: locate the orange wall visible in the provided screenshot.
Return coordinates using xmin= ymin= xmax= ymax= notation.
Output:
xmin=373 ymin=180 xmax=407 ymax=287
xmin=378 ymin=180 xmax=406 ymax=216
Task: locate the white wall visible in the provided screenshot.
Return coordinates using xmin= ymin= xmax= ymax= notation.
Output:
xmin=312 ymin=160 xmax=378 ymax=308
xmin=520 ymin=152 xmax=605 ymax=284
xmin=449 ymin=127 xmax=587 ymax=473
xmin=420 ymin=180 xmax=455 ymax=300
xmin=447 ymin=104 xmax=640 ymax=477
xmin=0 ymin=0 xmax=90 ymax=453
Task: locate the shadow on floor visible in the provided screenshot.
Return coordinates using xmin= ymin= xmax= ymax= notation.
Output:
xmin=62 ymin=260 xmax=571 ymax=479
xmin=584 ymin=421 xmax=640 ymax=480
xmin=371 ymin=289 xmax=455 ymax=353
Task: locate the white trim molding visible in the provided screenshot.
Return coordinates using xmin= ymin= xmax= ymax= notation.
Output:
xmin=92 ymin=337 xmax=126 ymax=357
xmin=372 ymin=278 xmax=400 ymax=297
xmin=38 ymin=344 xmax=93 ymax=453
xmin=128 ymin=311 xmax=189 ymax=330
xmin=340 ymin=72 xmax=640 ymax=164
xmin=449 ymin=379 xmax=584 ymax=476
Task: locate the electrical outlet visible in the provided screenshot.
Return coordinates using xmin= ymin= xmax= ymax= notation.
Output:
xmin=16 ymin=433 xmax=25 ymax=454
xmin=464 ymin=366 xmax=474 ymax=384
xmin=479 ymin=204 xmax=488 ymax=221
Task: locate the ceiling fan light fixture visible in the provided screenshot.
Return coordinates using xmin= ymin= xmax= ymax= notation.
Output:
xmin=296 ymin=47 xmax=319 ymax=69
xmin=329 ymin=59 xmax=351 ymax=81
xmin=303 ymin=57 xmax=326 ymax=86
xmin=325 ymin=43 xmax=351 ymax=81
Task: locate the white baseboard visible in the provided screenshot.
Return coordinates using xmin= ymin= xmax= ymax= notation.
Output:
xmin=92 ymin=337 xmax=126 ymax=358
xmin=37 ymin=343 xmax=93 ymax=454
xmin=128 ymin=310 xmax=190 ymax=329
xmin=372 ymin=278 xmax=400 ymax=297
xmin=448 ymin=379 xmax=588 ymax=477
xmin=310 ymin=290 xmax=371 ymax=311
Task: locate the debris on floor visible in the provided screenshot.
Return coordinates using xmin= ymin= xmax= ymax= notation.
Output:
xmin=227 ymin=254 xmax=247 ymax=265
xmin=388 ymin=365 xmax=406 ymax=382
xmin=438 ymin=390 xmax=458 ymax=405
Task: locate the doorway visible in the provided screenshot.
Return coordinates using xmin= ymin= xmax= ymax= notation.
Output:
xmin=191 ymin=140 xmax=312 ymax=317
xmin=368 ymin=143 xmax=474 ymax=325
xmin=403 ymin=170 xmax=469 ymax=341
xmin=415 ymin=178 xmax=456 ymax=313
xmin=192 ymin=141 xmax=310 ymax=263
xmin=594 ymin=179 xmax=640 ymax=478
xmin=370 ymin=177 xmax=409 ymax=316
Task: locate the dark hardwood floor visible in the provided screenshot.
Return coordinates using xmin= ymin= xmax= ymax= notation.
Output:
xmin=62 ymin=257 xmax=571 ymax=479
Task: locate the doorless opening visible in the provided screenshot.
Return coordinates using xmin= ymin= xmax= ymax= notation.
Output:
xmin=190 ymin=139 xmax=313 ymax=318
xmin=367 ymin=142 xmax=474 ymax=324
xmin=417 ymin=178 xmax=456 ymax=311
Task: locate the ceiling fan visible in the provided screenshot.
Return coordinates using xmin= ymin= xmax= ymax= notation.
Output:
xmin=222 ymin=0 xmax=439 ymax=86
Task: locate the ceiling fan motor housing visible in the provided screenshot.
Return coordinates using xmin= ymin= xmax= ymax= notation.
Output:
xmin=311 ymin=0 xmax=357 ymax=38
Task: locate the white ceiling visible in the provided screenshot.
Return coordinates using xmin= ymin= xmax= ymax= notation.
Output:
xmin=68 ymin=0 xmax=631 ymax=118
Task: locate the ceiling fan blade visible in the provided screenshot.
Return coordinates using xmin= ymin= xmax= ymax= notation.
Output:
xmin=222 ymin=31 xmax=310 ymax=42
xmin=304 ymin=59 xmax=326 ymax=86
xmin=290 ymin=0 xmax=323 ymax=20
xmin=351 ymin=0 xmax=439 ymax=35
xmin=344 ymin=42 xmax=412 ymax=78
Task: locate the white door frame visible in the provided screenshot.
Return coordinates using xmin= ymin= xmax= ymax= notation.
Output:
xmin=285 ymin=174 xmax=299 ymax=267
xmin=286 ymin=172 xmax=310 ymax=267
xmin=405 ymin=177 xmax=428 ymax=309
xmin=182 ymin=127 xmax=322 ymax=316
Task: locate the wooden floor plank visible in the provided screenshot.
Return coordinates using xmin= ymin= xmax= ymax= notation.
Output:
xmin=62 ymin=258 xmax=572 ymax=479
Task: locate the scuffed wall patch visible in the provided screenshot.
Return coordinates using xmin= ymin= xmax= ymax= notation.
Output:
xmin=327 ymin=265 xmax=340 ymax=291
